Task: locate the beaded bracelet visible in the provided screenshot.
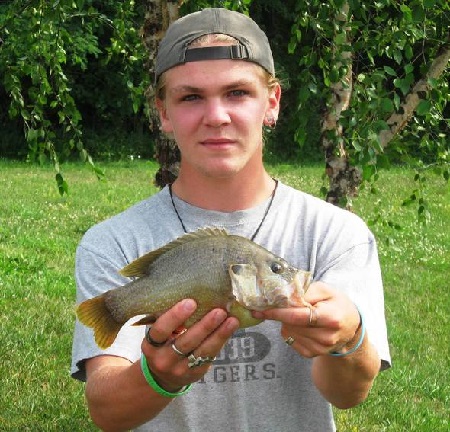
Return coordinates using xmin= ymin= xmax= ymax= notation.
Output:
xmin=140 ymin=354 xmax=192 ymax=398
xmin=329 ymin=307 xmax=366 ymax=357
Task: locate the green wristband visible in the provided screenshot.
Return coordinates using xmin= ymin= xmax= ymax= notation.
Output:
xmin=140 ymin=354 xmax=192 ymax=398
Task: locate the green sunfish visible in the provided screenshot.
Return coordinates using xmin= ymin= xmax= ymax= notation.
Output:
xmin=76 ymin=228 xmax=311 ymax=349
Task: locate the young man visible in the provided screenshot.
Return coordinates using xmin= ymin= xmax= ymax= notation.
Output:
xmin=72 ymin=8 xmax=390 ymax=431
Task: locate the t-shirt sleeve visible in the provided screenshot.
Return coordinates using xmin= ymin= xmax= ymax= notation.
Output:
xmin=71 ymin=237 xmax=144 ymax=382
xmin=315 ymin=228 xmax=391 ymax=370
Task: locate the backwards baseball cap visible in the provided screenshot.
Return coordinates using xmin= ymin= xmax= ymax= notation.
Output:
xmin=155 ymin=8 xmax=275 ymax=81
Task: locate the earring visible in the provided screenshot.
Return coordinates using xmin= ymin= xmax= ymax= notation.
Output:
xmin=264 ymin=116 xmax=277 ymax=129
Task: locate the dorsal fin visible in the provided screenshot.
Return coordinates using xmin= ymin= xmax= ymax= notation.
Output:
xmin=119 ymin=227 xmax=228 ymax=278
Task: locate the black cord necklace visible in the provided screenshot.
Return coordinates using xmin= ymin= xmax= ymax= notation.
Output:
xmin=168 ymin=179 xmax=279 ymax=242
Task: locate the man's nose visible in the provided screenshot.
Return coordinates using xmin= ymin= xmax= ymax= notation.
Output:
xmin=203 ymin=99 xmax=231 ymax=127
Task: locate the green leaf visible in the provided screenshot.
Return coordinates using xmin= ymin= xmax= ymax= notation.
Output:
xmin=55 ymin=173 xmax=69 ymax=196
xmin=402 ymin=193 xmax=416 ymax=206
xmin=383 ymin=66 xmax=397 ymax=77
xmin=405 ymin=45 xmax=413 ymax=60
xmin=362 ymin=164 xmax=375 ymax=181
xmin=416 ymin=100 xmax=431 ymax=116
xmin=400 ymin=5 xmax=413 ymax=22
xmin=393 ymin=49 xmax=403 ymax=65
xmin=26 ymin=128 xmax=39 ymax=143
xmin=288 ymin=40 xmax=297 ymax=54
xmin=404 ymin=64 xmax=414 ymax=74
xmin=352 ymin=141 xmax=362 ymax=151
xmin=393 ymin=93 xmax=401 ymax=110
xmin=93 ymin=166 xmax=105 ymax=179
xmin=372 ymin=120 xmax=389 ymax=133
xmin=298 ymin=86 xmax=310 ymax=103
xmin=79 ymin=148 xmax=88 ymax=162
xmin=380 ymin=98 xmax=394 ymax=113
xmin=394 ymin=78 xmax=411 ymax=95
xmin=335 ymin=32 xmax=347 ymax=45
xmin=423 ymin=0 xmax=436 ymax=7
xmin=412 ymin=5 xmax=425 ymax=23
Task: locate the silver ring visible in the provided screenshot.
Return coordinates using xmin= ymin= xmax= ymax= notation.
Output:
xmin=145 ymin=327 xmax=167 ymax=347
xmin=285 ymin=336 xmax=295 ymax=346
xmin=308 ymin=307 xmax=318 ymax=327
xmin=187 ymin=353 xmax=216 ymax=368
xmin=171 ymin=342 xmax=189 ymax=357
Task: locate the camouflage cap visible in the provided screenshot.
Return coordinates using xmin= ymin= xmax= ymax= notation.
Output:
xmin=155 ymin=8 xmax=275 ymax=81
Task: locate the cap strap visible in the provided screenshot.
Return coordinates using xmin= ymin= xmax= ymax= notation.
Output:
xmin=184 ymin=45 xmax=249 ymax=63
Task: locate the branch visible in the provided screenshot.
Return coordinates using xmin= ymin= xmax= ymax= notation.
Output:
xmin=379 ymin=37 xmax=450 ymax=148
xmin=321 ymin=2 xmax=352 ymax=146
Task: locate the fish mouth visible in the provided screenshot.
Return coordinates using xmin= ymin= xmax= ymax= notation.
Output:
xmin=258 ymin=271 xmax=311 ymax=310
xmin=286 ymin=271 xmax=312 ymax=306
xmin=230 ymin=265 xmax=312 ymax=311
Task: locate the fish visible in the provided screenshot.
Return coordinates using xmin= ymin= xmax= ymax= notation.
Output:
xmin=76 ymin=228 xmax=311 ymax=349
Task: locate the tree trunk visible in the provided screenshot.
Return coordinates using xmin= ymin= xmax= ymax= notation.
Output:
xmin=320 ymin=2 xmax=360 ymax=209
xmin=142 ymin=0 xmax=183 ymax=187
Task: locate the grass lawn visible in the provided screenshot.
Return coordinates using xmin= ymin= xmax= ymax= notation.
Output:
xmin=0 ymin=159 xmax=448 ymax=431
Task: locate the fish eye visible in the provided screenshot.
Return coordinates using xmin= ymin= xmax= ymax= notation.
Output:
xmin=270 ymin=262 xmax=284 ymax=274
xmin=231 ymin=264 xmax=244 ymax=275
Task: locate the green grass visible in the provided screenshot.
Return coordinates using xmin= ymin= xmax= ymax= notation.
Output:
xmin=0 ymin=160 xmax=448 ymax=431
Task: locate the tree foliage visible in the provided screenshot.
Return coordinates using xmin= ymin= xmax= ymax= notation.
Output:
xmin=0 ymin=0 xmax=150 ymax=193
xmin=281 ymin=0 xmax=449 ymax=210
xmin=1 ymin=0 xmax=448 ymax=208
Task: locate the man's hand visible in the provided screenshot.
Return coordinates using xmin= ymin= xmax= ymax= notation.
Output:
xmin=252 ymin=281 xmax=361 ymax=357
xmin=141 ymin=299 xmax=240 ymax=391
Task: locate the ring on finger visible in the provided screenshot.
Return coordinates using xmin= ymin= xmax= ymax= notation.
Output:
xmin=308 ymin=307 xmax=318 ymax=327
xmin=171 ymin=342 xmax=189 ymax=358
xmin=145 ymin=326 xmax=168 ymax=347
xmin=285 ymin=336 xmax=295 ymax=346
xmin=187 ymin=353 xmax=216 ymax=368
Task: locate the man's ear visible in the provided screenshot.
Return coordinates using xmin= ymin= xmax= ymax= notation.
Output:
xmin=265 ymin=83 xmax=281 ymax=123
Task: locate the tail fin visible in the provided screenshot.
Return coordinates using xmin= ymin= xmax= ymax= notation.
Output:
xmin=76 ymin=294 xmax=122 ymax=349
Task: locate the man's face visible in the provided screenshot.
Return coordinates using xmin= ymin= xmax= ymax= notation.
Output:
xmin=156 ymin=59 xmax=280 ymax=180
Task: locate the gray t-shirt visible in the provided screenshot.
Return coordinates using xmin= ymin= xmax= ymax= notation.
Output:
xmin=72 ymin=181 xmax=391 ymax=431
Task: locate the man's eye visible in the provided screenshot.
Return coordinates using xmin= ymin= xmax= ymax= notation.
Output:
xmin=181 ymin=94 xmax=200 ymax=102
xmin=229 ymin=90 xmax=248 ymax=97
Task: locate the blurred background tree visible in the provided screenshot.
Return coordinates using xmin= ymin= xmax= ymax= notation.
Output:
xmin=1 ymin=0 xmax=448 ymax=207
